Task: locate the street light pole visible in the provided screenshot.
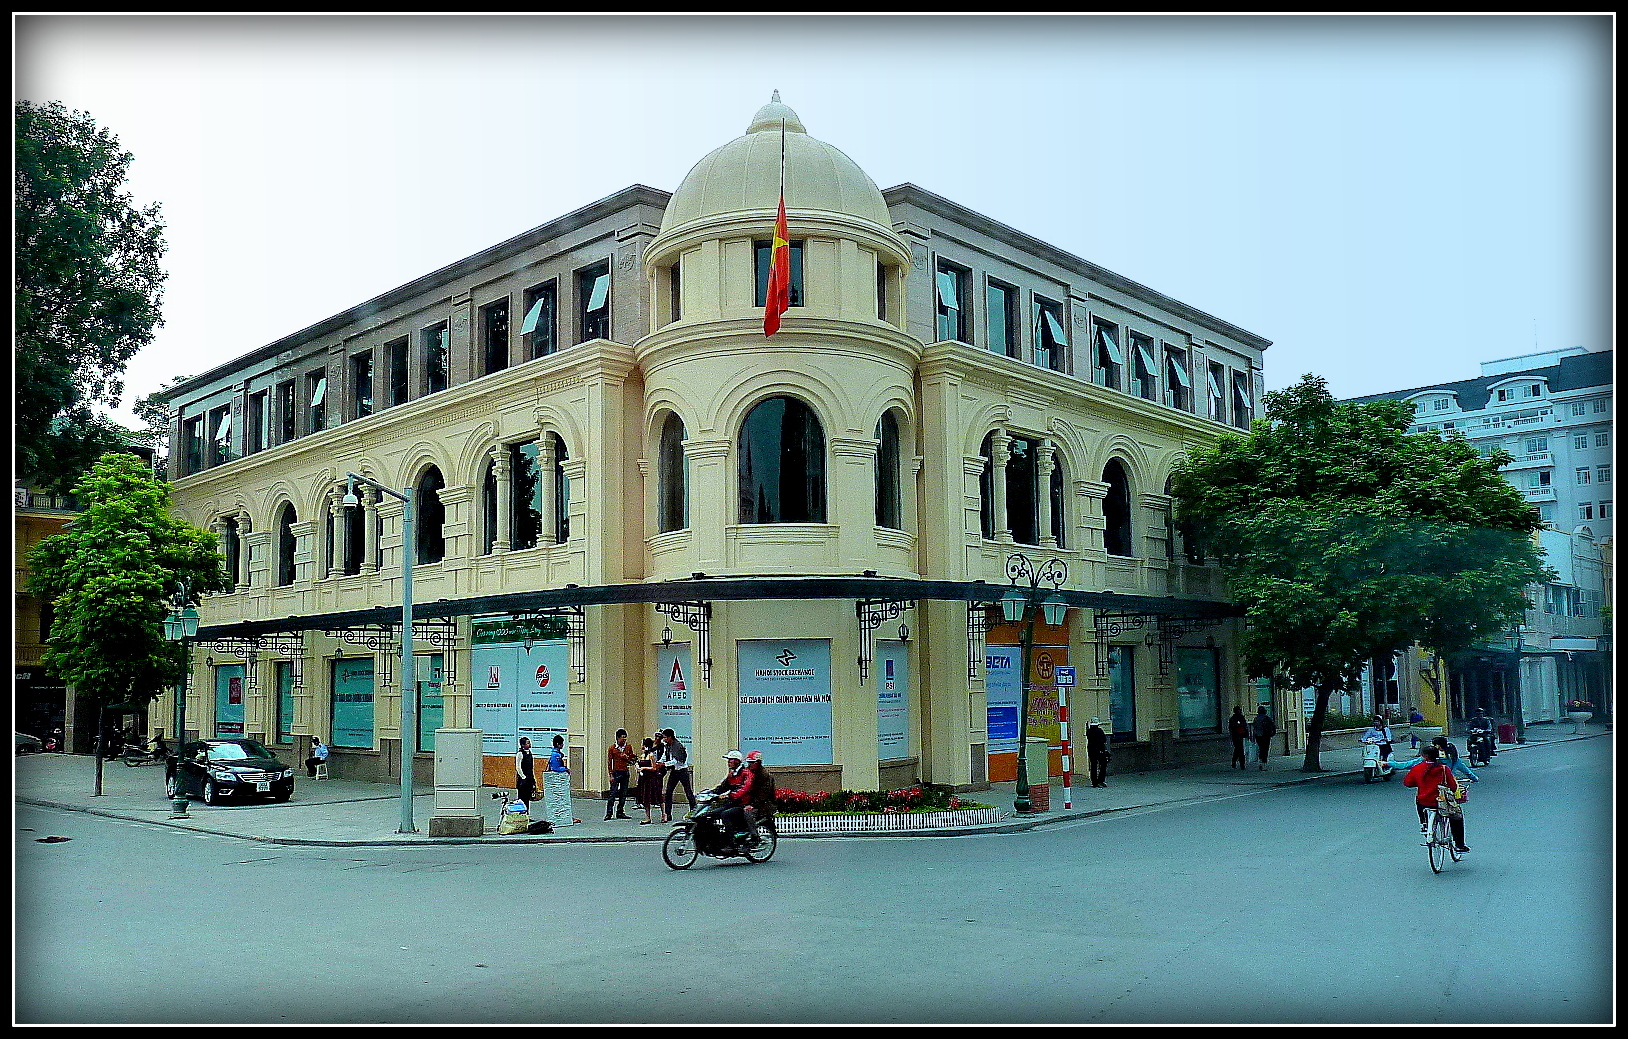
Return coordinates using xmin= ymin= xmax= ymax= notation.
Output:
xmin=163 ymin=579 xmax=200 ymax=818
xmin=345 ymin=472 xmax=418 ymax=834
xmin=1000 ymin=554 xmax=1069 ymax=815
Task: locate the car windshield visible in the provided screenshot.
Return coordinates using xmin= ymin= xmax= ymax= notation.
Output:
xmin=206 ymin=740 xmax=272 ymax=761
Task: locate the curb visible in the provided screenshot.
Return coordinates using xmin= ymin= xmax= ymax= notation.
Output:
xmin=18 ymin=731 xmax=1602 ymax=848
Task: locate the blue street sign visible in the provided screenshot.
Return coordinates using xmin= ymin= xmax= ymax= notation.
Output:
xmin=1054 ymin=666 xmax=1076 ymax=687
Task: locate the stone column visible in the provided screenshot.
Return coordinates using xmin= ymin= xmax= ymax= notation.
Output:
xmin=235 ymin=511 xmax=253 ymax=587
xmin=537 ymin=434 xmax=558 ymax=545
xmin=685 ymin=438 xmax=732 ymax=571
xmin=492 ymin=444 xmax=513 ymax=553
xmin=326 ymin=487 xmax=344 ymax=578
xmin=991 ymin=428 xmax=1012 ymax=544
xmin=362 ymin=486 xmax=380 ymax=574
xmin=1038 ymin=440 xmax=1057 ymax=549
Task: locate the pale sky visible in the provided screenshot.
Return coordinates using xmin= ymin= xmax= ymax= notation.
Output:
xmin=14 ymin=14 xmax=1613 ymax=429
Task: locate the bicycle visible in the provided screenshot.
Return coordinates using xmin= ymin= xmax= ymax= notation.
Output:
xmin=1423 ymin=804 xmax=1463 ymax=874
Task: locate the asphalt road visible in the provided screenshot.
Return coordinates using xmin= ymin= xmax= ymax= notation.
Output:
xmin=14 ymin=734 xmax=1612 ymax=1024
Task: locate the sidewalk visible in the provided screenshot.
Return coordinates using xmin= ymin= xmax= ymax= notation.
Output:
xmin=14 ymin=723 xmax=1607 ymax=848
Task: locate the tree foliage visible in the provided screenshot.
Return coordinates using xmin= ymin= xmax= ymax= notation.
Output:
xmin=16 ymin=100 xmax=167 ymax=493
xmin=1170 ymin=374 xmax=1551 ymax=769
xmin=27 ymin=453 xmax=227 ymax=718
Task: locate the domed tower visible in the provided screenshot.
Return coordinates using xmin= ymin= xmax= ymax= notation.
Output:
xmin=640 ymin=94 xmax=921 ymax=582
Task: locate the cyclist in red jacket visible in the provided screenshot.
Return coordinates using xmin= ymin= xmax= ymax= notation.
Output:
xmin=1403 ymin=745 xmax=1469 ymax=853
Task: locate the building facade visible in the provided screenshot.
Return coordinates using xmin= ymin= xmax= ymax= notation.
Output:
xmin=1345 ymin=347 xmax=1613 ymax=729
xmin=156 ymin=97 xmax=1283 ymax=797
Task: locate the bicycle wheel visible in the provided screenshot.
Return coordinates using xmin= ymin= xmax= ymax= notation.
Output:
xmin=1428 ymin=812 xmax=1448 ymax=873
xmin=662 ymin=826 xmax=699 ymax=870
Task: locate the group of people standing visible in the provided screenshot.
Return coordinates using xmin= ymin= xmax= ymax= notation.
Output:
xmin=1227 ymin=706 xmax=1278 ymax=769
xmin=512 ymin=728 xmax=701 ymax=828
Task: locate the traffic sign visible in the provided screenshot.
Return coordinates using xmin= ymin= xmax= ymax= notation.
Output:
xmin=1054 ymin=665 xmax=1076 ymax=687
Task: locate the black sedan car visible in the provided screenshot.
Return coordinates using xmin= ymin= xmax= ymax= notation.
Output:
xmin=166 ymin=739 xmax=296 ymax=805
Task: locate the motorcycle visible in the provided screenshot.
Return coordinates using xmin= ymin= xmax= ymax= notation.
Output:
xmin=122 ymin=738 xmax=168 ymax=766
xmin=661 ymin=789 xmax=778 ymax=869
xmin=1466 ymin=726 xmax=1496 ymax=768
xmin=1360 ymin=737 xmax=1393 ymax=783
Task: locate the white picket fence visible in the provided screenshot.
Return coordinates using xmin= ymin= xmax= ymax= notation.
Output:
xmin=774 ymin=806 xmax=1003 ymax=834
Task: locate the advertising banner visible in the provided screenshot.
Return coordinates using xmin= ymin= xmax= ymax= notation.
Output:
xmin=470 ymin=645 xmax=516 ymax=756
xmin=276 ymin=662 xmax=295 ymax=744
xmin=985 ymin=646 xmax=1020 ymax=756
xmin=737 ymin=639 xmax=832 ymax=766
xmin=657 ymin=643 xmax=693 ymax=744
xmin=416 ymin=653 xmax=444 ymax=753
xmin=470 ymin=636 xmax=568 ymax=755
xmin=214 ymin=664 xmax=246 ymax=737
xmin=330 ymin=658 xmax=375 ymax=748
xmin=876 ymin=640 xmax=909 ymax=761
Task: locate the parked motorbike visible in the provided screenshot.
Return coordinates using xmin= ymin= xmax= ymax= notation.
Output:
xmin=661 ymin=790 xmax=778 ymax=869
xmin=1361 ymin=737 xmax=1393 ymax=783
xmin=121 ymin=738 xmax=168 ymax=766
xmin=1466 ymin=726 xmax=1496 ymax=768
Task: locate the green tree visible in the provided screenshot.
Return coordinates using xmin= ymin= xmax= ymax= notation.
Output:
xmin=1170 ymin=374 xmax=1551 ymax=770
xmin=16 ymin=100 xmax=167 ymax=494
xmin=27 ymin=453 xmax=226 ymax=792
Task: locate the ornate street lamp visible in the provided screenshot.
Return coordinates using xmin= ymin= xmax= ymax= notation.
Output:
xmin=1001 ymin=553 xmax=1069 ymax=814
xmin=344 ymin=472 xmax=418 ymax=834
xmin=162 ymin=580 xmax=200 ymax=818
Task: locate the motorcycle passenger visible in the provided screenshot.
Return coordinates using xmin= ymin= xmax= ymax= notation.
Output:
xmin=1390 ymin=736 xmax=1478 ymax=783
xmin=710 ymin=750 xmax=756 ymax=845
xmin=1361 ymin=716 xmax=1394 ymax=762
xmin=743 ymin=750 xmax=776 ymax=843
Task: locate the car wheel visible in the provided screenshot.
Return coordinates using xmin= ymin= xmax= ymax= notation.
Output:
xmin=273 ymin=789 xmax=292 ymax=803
xmin=165 ymin=773 xmax=179 ymax=798
xmin=203 ymin=780 xmax=220 ymax=806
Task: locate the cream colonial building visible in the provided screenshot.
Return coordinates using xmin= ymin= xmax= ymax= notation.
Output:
xmin=158 ymin=96 xmax=1282 ymax=797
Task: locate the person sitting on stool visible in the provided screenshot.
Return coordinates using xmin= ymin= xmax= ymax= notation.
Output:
xmin=306 ymin=736 xmax=329 ymax=778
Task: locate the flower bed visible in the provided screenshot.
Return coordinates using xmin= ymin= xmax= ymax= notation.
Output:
xmin=775 ymin=806 xmax=1003 ymax=834
xmin=768 ymin=785 xmax=1000 ymax=833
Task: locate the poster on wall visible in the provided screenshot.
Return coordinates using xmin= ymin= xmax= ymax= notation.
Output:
xmin=737 ymin=639 xmax=832 ymax=766
xmin=416 ymin=654 xmax=444 ymax=753
xmin=516 ymin=641 xmax=569 ymax=747
xmin=876 ymin=640 xmax=909 ymax=761
xmin=986 ymin=643 xmax=1066 ymax=753
xmin=470 ymin=645 xmax=516 ymax=755
xmin=214 ymin=664 xmax=246 ymax=737
xmin=469 ymin=625 xmax=569 ymax=755
xmin=657 ymin=643 xmax=693 ymax=744
xmin=330 ymin=658 xmax=375 ymax=748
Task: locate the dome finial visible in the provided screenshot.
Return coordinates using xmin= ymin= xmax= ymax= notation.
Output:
xmin=748 ymin=92 xmax=805 ymax=134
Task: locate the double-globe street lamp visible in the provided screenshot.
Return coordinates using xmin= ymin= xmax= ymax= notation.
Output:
xmin=342 ymin=472 xmax=418 ymax=834
xmin=999 ymin=553 xmax=1070 ymax=815
xmin=162 ymin=579 xmax=200 ymax=818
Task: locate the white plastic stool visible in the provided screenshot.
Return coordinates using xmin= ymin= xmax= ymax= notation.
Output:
xmin=314 ymin=762 xmax=330 ymax=781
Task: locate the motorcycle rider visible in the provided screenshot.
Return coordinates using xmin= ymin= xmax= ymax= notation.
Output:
xmin=1466 ymin=705 xmax=1497 ymax=765
xmin=1361 ymin=716 xmax=1394 ymax=763
xmin=743 ymin=750 xmax=776 ymax=844
xmin=710 ymin=750 xmax=756 ymax=846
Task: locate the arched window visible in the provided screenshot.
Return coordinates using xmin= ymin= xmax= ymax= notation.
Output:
xmin=343 ymin=499 xmax=363 ymax=575
xmin=1006 ymin=435 xmax=1039 ymax=546
xmin=513 ymin=441 xmax=542 ymax=550
xmin=220 ymin=516 xmax=240 ymax=590
xmin=738 ymin=396 xmax=825 ymax=524
xmin=1049 ymin=454 xmax=1066 ymax=550
xmin=276 ymin=503 xmax=297 ymax=586
xmin=874 ymin=411 xmax=901 ymax=530
xmin=549 ymin=433 xmax=570 ymax=544
xmin=658 ymin=413 xmax=688 ymax=533
xmin=979 ymin=432 xmax=995 ymax=539
xmin=1103 ymin=459 xmax=1133 ymax=557
xmin=416 ymin=467 xmax=446 ymax=564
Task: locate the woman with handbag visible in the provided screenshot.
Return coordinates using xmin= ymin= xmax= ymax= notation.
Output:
xmin=1403 ymin=745 xmax=1469 ymax=853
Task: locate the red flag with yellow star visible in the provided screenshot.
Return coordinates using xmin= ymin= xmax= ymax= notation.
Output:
xmin=764 ymin=193 xmax=790 ymax=336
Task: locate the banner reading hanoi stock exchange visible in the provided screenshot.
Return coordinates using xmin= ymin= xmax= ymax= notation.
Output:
xmin=737 ymin=639 xmax=832 ymax=766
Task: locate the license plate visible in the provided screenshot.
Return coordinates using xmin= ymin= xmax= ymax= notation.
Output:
xmin=255 ymin=782 xmax=269 ymax=792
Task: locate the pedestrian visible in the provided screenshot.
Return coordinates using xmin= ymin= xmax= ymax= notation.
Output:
xmin=605 ymin=728 xmax=635 ymax=820
xmin=1086 ymin=718 xmax=1110 ymax=788
xmin=635 ymin=737 xmax=664 ymax=824
xmin=1227 ymin=706 xmax=1249 ymax=769
xmin=1251 ymin=706 xmax=1277 ymax=770
xmin=1408 ymin=706 xmax=1425 ymax=748
xmin=513 ymin=736 xmax=536 ymax=804
xmin=661 ymin=728 xmax=696 ymax=823
xmin=543 ymin=733 xmax=576 ymax=827
xmin=306 ymin=736 xmax=330 ymax=779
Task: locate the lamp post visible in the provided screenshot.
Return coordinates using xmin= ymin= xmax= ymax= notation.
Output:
xmin=162 ymin=579 xmax=200 ymax=818
xmin=999 ymin=553 xmax=1069 ymax=814
xmin=344 ymin=472 xmax=418 ymax=834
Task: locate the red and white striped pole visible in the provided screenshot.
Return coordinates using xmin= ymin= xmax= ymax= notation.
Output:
xmin=1058 ymin=686 xmax=1073 ymax=809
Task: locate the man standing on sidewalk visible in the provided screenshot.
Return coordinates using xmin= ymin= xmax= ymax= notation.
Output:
xmin=660 ymin=729 xmax=696 ymax=823
xmin=605 ymin=729 xmax=635 ymax=820
xmin=1086 ymin=718 xmax=1110 ymax=788
xmin=1251 ymin=706 xmax=1277 ymax=770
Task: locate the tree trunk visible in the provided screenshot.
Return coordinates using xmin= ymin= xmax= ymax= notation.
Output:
xmin=1300 ymin=683 xmax=1340 ymax=771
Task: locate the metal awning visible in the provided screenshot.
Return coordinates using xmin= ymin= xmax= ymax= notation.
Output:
xmin=196 ymin=574 xmax=1240 ymax=640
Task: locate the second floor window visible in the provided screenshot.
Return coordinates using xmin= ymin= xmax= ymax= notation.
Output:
xmin=208 ymin=406 xmax=233 ymax=467
xmin=987 ymin=281 xmax=1017 ymax=357
xmin=246 ymin=391 xmax=267 ymax=455
xmin=1165 ymin=346 xmax=1192 ymax=411
xmin=351 ymin=351 xmax=373 ymax=419
xmin=1206 ymin=363 xmax=1227 ymax=423
xmin=521 ymin=281 xmax=558 ymax=358
xmin=423 ymin=323 xmax=449 ymax=394
xmin=481 ymin=297 xmax=510 ymax=375
xmin=935 ymin=261 xmax=969 ymax=344
xmin=1232 ymin=371 xmax=1252 ymax=428
xmin=577 ymin=262 xmax=610 ymax=343
xmin=1094 ymin=320 xmax=1123 ymax=390
xmin=1128 ymin=332 xmax=1157 ymax=399
xmin=386 ymin=337 xmax=409 ymax=407
xmin=307 ymin=371 xmax=327 ymax=433
xmin=183 ymin=417 xmax=204 ymax=474
xmin=1034 ymin=297 xmax=1067 ymax=372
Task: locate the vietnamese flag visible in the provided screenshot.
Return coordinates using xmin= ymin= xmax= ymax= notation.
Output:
xmin=763 ymin=193 xmax=791 ymax=336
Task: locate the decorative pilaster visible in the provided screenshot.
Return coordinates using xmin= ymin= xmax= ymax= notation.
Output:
xmin=492 ymin=444 xmax=513 ymax=553
xmin=326 ymin=487 xmax=344 ymax=578
xmin=362 ymin=486 xmax=380 ymax=573
xmin=1038 ymin=439 xmax=1057 ymax=549
xmin=991 ymin=429 xmax=1012 ymax=544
